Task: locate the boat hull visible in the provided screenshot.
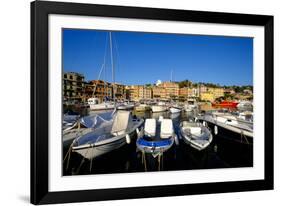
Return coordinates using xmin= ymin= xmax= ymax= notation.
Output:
xmin=212 ymin=101 xmax=239 ymax=108
xmin=89 ymin=103 xmax=115 ymax=110
xmin=136 ymin=137 xmax=175 ymax=155
xmin=73 ymin=136 xmax=127 ymax=160
xmin=169 ymin=107 xmax=181 ymax=113
xmin=151 ymin=105 xmax=167 ymax=113
xmin=135 ymin=105 xmax=150 ymax=112
xmin=72 ymin=118 xmax=144 ymax=160
xmin=207 ymin=122 xmax=252 ymax=145
xmin=179 ymin=124 xmax=213 ymax=151
xmin=117 ymin=105 xmax=134 ymax=110
xmin=198 ymin=117 xmax=253 ymax=145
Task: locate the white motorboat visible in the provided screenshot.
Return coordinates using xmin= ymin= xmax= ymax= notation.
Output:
xmin=151 ymin=102 xmax=168 ymax=113
xmin=169 ymin=106 xmax=182 ymax=113
xmin=184 ymin=104 xmax=192 ymax=112
xmin=135 ymin=104 xmax=150 ymax=112
xmin=180 ymin=121 xmax=213 ymax=151
xmin=63 ymin=111 xmax=114 ymax=147
xmin=63 ymin=110 xmax=80 ymax=131
xmin=88 ymin=98 xmax=115 ymax=111
xmin=136 ymin=118 xmax=176 ymax=157
xmin=184 ymin=104 xmax=196 ymax=112
xmin=184 ymin=99 xmax=198 ymax=112
xmin=197 ymin=111 xmax=253 ymax=145
xmin=237 ymin=101 xmax=253 ymax=111
xmin=70 ymin=110 xmax=144 ymax=160
xmin=117 ymin=102 xmax=135 ymax=110
xmin=238 ymin=111 xmax=253 ymax=122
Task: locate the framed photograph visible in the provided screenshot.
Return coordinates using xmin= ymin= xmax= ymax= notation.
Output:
xmin=31 ymin=0 xmax=274 ymax=204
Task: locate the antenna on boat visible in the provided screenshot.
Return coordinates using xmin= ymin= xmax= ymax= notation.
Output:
xmin=170 ymin=69 xmax=173 ymax=82
xmin=109 ymin=32 xmax=116 ymax=106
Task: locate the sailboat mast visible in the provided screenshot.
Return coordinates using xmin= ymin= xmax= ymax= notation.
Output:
xmin=109 ymin=32 xmax=116 ymax=105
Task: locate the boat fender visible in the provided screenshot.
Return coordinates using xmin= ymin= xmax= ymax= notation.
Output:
xmin=126 ymin=134 xmax=131 ymax=144
xmin=203 ymin=121 xmax=206 ymax=126
xmin=214 ymin=125 xmax=218 ymax=135
xmin=194 ymin=117 xmax=198 ymax=122
xmin=136 ymin=128 xmax=140 ymax=135
xmin=175 ymin=135 xmax=179 ymax=146
xmin=214 ymin=145 xmax=218 ymax=153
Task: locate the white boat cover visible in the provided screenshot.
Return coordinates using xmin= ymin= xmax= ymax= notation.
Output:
xmin=80 ymin=111 xmax=113 ymax=128
xmin=144 ymin=119 xmax=156 ymax=137
xmin=189 ymin=127 xmax=202 ymax=135
xmin=111 ymin=110 xmax=132 ymax=136
xmin=160 ymin=119 xmax=174 ymax=139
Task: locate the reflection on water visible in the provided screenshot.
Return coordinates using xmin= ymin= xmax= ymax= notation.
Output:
xmin=63 ymin=106 xmax=253 ymax=176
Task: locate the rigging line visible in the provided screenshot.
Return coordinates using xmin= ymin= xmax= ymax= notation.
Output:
xmin=109 ymin=32 xmax=116 ymax=104
xmin=113 ymin=33 xmax=127 ymax=100
xmin=92 ymin=33 xmax=109 ymax=97
xmin=113 ymin=34 xmax=121 ymax=75
xmin=103 ymin=33 xmax=109 ymax=99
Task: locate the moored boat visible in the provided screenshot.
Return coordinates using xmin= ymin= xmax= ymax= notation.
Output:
xmin=135 ymin=104 xmax=151 ymax=112
xmin=117 ymin=102 xmax=135 ymax=110
xmin=169 ymin=106 xmax=182 ymax=113
xmin=180 ymin=121 xmax=213 ymax=151
xmin=197 ymin=111 xmax=253 ymax=145
xmin=70 ymin=110 xmax=144 ymax=160
xmin=136 ymin=118 xmax=176 ymax=157
xmin=63 ymin=110 xmax=80 ymax=131
xmin=88 ymin=98 xmax=115 ymax=111
xmin=211 ymin=100 xmax=238 ymax=108
xmin=151 ymin=102 xmax=168 ymax=113
xmin=237 ymin=101 xmax=253 ymax=111
xmin=63 ymin=111 xmax=114 ymax=147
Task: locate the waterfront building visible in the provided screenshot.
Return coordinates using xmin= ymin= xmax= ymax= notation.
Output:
xmin=138 ymin=86 xmax=152 ymax=100
xmin=126 ymin=85 xmax=139 ymax=101
xmin=179 ymin=87 xmax=189 ymax=101
xmin=208 ymin=87 xmax=224 ymax=99
xmin=114 ymin=83 xmax=126 ymax=100
xmin=224 ymin=88 xmax=236 ymax=95
xmin=243 ymin=89 xmax=253 ymax=95
xmin=63 ymin=72 xmax=85 ymax=102
xmin=152 ymin=85 xmax=166 ymax=99
xmin=188 ymin=87 xmax=199 ymax=98
xmin=200 ymin=87 xmax=224 ymax=102
xmin=200 ymin=92 xmax=215 ymax=102
xmin=86 ymin=80 xmax=113 ymax=102
xmin=160 ymin=81 xmax=179 ymax=99
xmin=199 ymin=85 xmax=208 ymax=94
xmin=126 ymin=85 xmax=152 ymax=101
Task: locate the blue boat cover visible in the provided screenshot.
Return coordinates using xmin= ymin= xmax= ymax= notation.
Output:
xmin=137 ymin=138 xmax=172 ymax=147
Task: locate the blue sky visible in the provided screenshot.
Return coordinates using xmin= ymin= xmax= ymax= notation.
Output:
xmin=63 ymin=29 xmax=253 ymax=86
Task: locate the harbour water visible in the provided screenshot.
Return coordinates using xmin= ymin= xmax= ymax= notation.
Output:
xmin=63 ymin=105 xmax=253 ymax=176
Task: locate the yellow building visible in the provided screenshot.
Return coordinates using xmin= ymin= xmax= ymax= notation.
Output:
xmin=126 ymin=85 xmax=152 ymax=101
xmin=200 ymin=92 xmax=215 ymax=102
xmin=138 ymin=86 xmax=152 ymax=100
xmin=125 ymin=85 xmax=139 ymax=101
xmin=208 ymin=87 xmax=224 ymax=99
xmin=188 ymin=87 xmax=199 ymax=98
xmin=152 ymin=86 xmax=166 ymax=99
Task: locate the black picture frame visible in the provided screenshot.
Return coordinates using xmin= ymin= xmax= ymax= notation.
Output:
xmin=31 ymin=0 xmax=274 ymax=204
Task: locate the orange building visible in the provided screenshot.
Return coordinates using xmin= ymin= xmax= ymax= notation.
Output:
xmin=179 ymin=87 xmax=189 ymax=100
xmin=160 ymin=81 xmax=179 ymax=99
